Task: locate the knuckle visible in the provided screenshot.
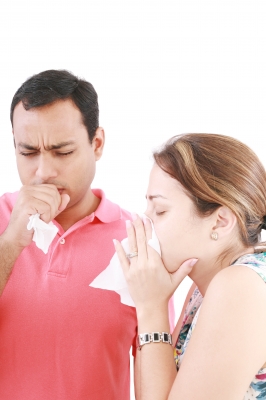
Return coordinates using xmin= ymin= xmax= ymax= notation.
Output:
xmin=134 ymin=218 xmax=142 ymax=228
xmin=137 ymin=235 xmax=146 ymax=244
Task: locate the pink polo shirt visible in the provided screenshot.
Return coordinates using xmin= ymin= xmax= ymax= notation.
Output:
xmin=0 ymin=189 xmax=175 ymax=399
xmin=0 ymin=189 xmax=138 ymax=400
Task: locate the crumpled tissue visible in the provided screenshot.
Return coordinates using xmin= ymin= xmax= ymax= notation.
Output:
xmin=89 ymin=216 xmax=161 ymax=307
xmin=27 ymin=214 xmax=58 ymax=254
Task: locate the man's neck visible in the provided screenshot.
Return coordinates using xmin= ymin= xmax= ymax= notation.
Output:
xmin=55 ymin=189 xmax=101 ymax=231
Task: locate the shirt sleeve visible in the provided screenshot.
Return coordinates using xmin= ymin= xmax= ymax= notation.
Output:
xmin=131 ymin=326 xmax=138 ymax=357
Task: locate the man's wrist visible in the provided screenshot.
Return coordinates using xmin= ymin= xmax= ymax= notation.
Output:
xmin=0 ymin=231 xmax=26 ymax=255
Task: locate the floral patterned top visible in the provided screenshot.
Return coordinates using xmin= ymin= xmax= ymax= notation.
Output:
xmin=174 ymin=252 xmax=266 ymax=399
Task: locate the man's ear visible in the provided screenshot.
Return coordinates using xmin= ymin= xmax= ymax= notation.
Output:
xmin=212 ymin=206 xmax=237 ymax=238
xmin=92 ymin=127 xmax=105 ymax=160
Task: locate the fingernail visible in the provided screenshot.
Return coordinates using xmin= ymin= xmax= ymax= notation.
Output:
xmin=113 ymin=239 xmax=117 ymax=247
xmin=143 ymin=216 xmax=148 ymax=225
xmin=190 ymin=258 xmax=198 ymax=267
xmin=126 ymin=220 xmax=132 ymax=228
xmin=131 ymin=212 xmax=138 ymax=221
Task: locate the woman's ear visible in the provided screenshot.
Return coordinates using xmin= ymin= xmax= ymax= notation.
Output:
xmin=212 ymin=206 xmax=237 ymax=238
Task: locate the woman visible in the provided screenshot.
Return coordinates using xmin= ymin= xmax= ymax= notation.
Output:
xmin=114 ymin=133 xmax=266 ymax=400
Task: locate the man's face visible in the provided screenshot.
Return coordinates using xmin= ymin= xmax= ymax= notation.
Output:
xmin=12 ymin=99 xmax=104 ymax=210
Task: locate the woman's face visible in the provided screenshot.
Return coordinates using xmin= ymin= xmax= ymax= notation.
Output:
xmin=145 ymin=164 xmax=212 ymax=272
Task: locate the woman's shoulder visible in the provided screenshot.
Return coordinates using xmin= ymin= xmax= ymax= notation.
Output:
xmin=171 ymin=257 xmax=266 ymax=400
xmin=204 ymin=254 xmax=266 ymax=321
xmin=234 ymin=251 xmax=266 ymax=267
xmin=232 ymin=252 xmax=266 ymax=283
xmin=208 ymin=260 xmax=266 ymax=297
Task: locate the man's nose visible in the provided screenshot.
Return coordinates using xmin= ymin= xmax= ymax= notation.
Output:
xmin=35 ymin=154 xmax=58 ymax=182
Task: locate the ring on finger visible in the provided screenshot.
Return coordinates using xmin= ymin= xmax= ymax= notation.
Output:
xmin=127 ymin=251 xmax=138 ymax=259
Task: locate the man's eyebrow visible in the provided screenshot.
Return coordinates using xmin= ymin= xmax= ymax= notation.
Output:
xmin=46 ymin=141 xmax=76 ymax=150
xmin=17 ymin=143 xmax=38 ymax=151
xmin=18 ymin=141 xmax=76 ymax=151
xmin=146 ymin=194 xmax=167 ymax=200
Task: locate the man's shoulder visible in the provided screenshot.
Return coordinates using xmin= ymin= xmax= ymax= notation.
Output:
xmin=93 ymin=189 xmax=132 ymax=223
xmin=119 ymin=206 xmax=131 ymax=221
xmin=104 ymin=198 xmax=132 ymax=222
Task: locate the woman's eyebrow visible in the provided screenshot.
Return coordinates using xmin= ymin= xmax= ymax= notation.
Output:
xmin=146 ymin=194 xmax=167 ymax=200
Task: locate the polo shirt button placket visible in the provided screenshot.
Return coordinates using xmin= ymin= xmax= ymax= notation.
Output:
xmin=59 ymin=238 xmax=65 ymax=245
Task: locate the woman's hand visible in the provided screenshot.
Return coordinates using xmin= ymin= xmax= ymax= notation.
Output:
xmin=113 ymin=213 xmax=198 ymax=315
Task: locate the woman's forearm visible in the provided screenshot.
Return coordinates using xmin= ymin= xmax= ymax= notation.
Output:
xmin=135 ymin=305 xmax=177 ymax=400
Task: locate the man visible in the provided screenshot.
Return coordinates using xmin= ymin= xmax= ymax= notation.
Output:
xmin=0 ymin=70 xmax=137 ymax=400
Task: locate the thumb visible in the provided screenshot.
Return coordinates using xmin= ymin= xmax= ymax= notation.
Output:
xmin=57 ymin=194 xmax=70 ymax=213
xmin=171 ymin=258 xmax=198 ymax=288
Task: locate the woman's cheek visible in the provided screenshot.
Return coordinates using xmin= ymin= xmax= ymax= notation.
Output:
xmin=154 ymin=228 xmax=165 ymax=251
xmin=154 ymin=224 xmax=176 ymax=268
xmin=159 ymin=241 xmax=173 ymax=270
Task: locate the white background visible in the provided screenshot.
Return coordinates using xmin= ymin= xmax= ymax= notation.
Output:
xmin=1 ymin=1 xmax=266 ymax=398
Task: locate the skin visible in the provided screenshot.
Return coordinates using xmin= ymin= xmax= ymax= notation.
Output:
xmin=0 ymin=99 xmax=104 ymax=294
xmin=115 ymin=163 xmax=266 ymax=399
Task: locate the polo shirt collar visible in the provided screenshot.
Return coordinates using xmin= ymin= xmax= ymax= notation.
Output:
xmin=92 ymin=189 xmax=122 ymax=223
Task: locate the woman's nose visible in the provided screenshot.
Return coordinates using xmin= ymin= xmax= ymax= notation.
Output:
xmin=144 ymin=207 xmax=152 ymax=220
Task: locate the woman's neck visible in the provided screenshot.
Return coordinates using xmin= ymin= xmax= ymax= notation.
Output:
xmin=189 ymin=246 xmax=254 ymax=296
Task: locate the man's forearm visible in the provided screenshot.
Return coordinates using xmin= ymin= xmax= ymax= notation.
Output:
xmin=0 ymin=234 xmax=23 ymax=296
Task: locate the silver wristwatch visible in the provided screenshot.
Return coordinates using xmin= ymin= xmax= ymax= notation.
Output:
xmin=137 ymin=332 xmax=172 ymax=350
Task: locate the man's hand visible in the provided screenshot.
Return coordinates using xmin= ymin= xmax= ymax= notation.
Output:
xmin=2 ymin=184 xmax=70 ymax=249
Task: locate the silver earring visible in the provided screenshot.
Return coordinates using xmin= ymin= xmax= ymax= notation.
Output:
xmin=211 ymin=231 xmax=218 ymax=240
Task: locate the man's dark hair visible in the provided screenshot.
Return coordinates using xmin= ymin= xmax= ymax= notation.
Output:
xmin=10 ymin=69 xmax=99 ymax=142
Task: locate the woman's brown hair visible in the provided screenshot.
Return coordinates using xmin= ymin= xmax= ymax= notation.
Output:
xmin=153 ymin=133 xmax=266 ymax=248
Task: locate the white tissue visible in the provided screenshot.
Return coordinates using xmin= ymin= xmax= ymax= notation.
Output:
xmin=27 ymin=214 xmax=59 ymax=254
xmin=89 ymin=216 xmax=161 ymax=307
